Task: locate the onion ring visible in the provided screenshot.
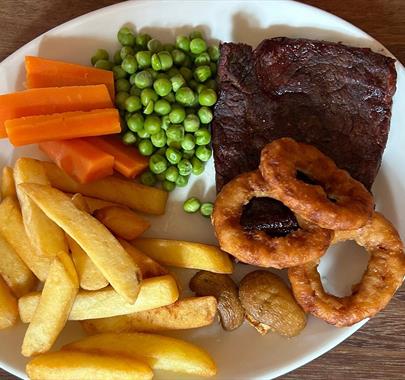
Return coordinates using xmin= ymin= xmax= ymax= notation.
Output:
xmin=211 ymin=170 xmax=332 ymax=268
xmin=288 ymin=212 xmax=405 ymax=327
xmin=259 ymin=138 xmax=374 ymax=230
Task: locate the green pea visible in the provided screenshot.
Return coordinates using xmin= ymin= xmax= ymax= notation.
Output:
xmin=94 ymin=59 xmax=113 ymax=70
xmin=136 ymin=51 xmax=152 ymax=69
xmin=125 ymin=96 xmax=142 ymax=112
xmin=160 ymin=51 xmax=173 ymax=70
xmin=190 ymin=30 xmax=204 ymax=39
xmin=170 ymin=74 xmax=185 ymax=92
xmin=181 ymin=133 xmax=195 ymax=150
xmin=156 ymin=72 xmax=169 ymax=81
xmin=137 ymin=128 xmax=150 ymax=139
xmin=190 ymin=38 xmax=207 ymax=54
xmin=91 ymin=49 xmax=109 ymax=65
xmin=165 ymin=147 xmax=182 ymax=165
xmin=205 ymin=79 xmax=217 ymax=91
xmin=141 ymin=88 xmax=159 ymax=106
xmin=120 ymin=46 xmax=135 ymax=60
xmin=177 ymin=158 xmax=192 ymax=176
xmin=188 ymin=79 xmax=198 ymax=91
xmin=113 ymin=65 xmax=127 ymax=80
xmin=136 ymin=33 xmax=151 ymax=48
xmin=134 ymin=70 xmax=153 ymax=89
xmin=166 ymin=124 xmax=184 ymax=141
xmin=198 ymin=106 xmax=213 ymax=124
xmin=176 ymin=174 xmax=189 ymax=187
xmin=122 ymin=131 xmax=137 ymax=145
xmin=163 ymin=43 xmax=175 ymax=52
xmin=182 ymin=149 xmax=195 ymax=159
xmin=183 ymin=197 xmax=201 ymax=213
xmin=196 ymin=84 xmax=207 ymax=94
xmin=151 ymin=130 xmax=167 ymax=148
xmin=115 ymin=91 xmax=129 ymax=110
xmin=194 ymin=65 xmax=211 ymax=82
xmin=149 ymin=154 xmax=168 ymax=174
xmin=199 ymin=88 xmax=217 ymax=106
xmin=153 ymin=78 xmax=172 ymax=97
xmin=163 ymin=92 xmax=176 ymax=104
xmin=184 ymin=114 xmax=200 ymax=132
xmin=146 ymin=68 xmax=158 ymax=80
xmin=195 ymin=127 xmax=211 ymax=145
xmin=167 ymin=67 xmax=179 ymax=77
xmin=152 ymin=99 xmax=170 ymax=116
xmin=138 ymin=139 xmax=154 ymax=156
xmin=116 ymin=78 xmax=130 ymax=92
xmin=130 ymin=85 xmax=142 ymax=96
xmin=140 ymin=170 xmax=157 ymax=186
xmin=169 ymin=105 xmax=186 ymax=124
xmin=175 ymin=87 xmax=195 ymax=106
xmin=144 ymin=115 xmax=161 ymax=135
xmin=155 ymin=147 xmax=167 ymax=156
xmin=196 ymin=145 xmax=212 ymax=162
xmin=165 ymin=166 xmax=179 ymax=182
xmin=210 ymin=62 xmax=217 ymax=75
xmin=176 ymin=35 xmax=190 ymax=52
xmin=200 ymin=202 xmax=213 ymax=217
xmin=183 ymin=55 xmax=193 ymax=68
xmin=113 ymin=50 xmax=123 ymax=65
xmin=191 ymin=157 xmax=204 ymax=175
xmin=127 ymin=113 xmax=144 ymax=132
xmin=171 ymin=49 xmax=186 ymax=66
xmin=179 ymin=67 xmax=193 ymax=82
xmin=160 ymin=115 xmax=170 ymax=130
xmin=117 ymin=26 xmax=135 ymax=46
xmin=194 ymin=52 xmax=210 ymax=66
xmin=147 ymin=38 xmax=162 ymax=52
xmin=121 ymin=55 xmax=138 ymax=74
xmin=208 ymin=45 xmax=220 ymax=61
xmin=144 ymin=100 xmax=154 ymax=114
xmin=124 ymin=112 xmax=132 ymax=122
xmin=162 ymin=180 xmax=176 ymax=192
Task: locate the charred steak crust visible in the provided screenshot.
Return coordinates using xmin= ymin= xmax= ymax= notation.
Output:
xmin=213 ymin=38 xmax=397 ymax=235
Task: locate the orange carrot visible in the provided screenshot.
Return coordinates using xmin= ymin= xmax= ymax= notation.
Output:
xmin=39 ymin=139 xmax=115 ymax=184
xmin=25 ymin=56 xmax=115 ymax=101
xmin=0 ymin=84 xmax=112 ymax=138
xmin=86 ymin=136 xmax=149 ymax=178
xmin=6 ymin=108 xmax=121 ymax=147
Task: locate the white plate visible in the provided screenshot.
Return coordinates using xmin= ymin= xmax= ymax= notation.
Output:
xmin=0 ymin=1 xmax=404 ymax=379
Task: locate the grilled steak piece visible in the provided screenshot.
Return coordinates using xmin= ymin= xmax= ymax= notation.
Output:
xmin=213 ymin=38 xmax=396 ymax=236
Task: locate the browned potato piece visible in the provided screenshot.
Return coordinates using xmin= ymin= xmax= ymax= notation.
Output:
xmin=94 ymin=206 xmax=150 ymax=240
xmin=0 ymin=275 xmax=18 ymax=329
xmin=1 ymin=167 xmax=16 ymax=198
xmin=239 ymin=270 xmax=307 ymax=337
xmin=189 ymin=271 xmax=244 ymax=331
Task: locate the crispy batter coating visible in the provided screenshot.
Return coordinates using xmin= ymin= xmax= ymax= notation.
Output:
xmin=260 ymin=138 xmax=374 ymax=230
xmin=288 ymin=212 xmax=405 ymax=327
xmin=211 ymin=171 xmax=332 ymax=268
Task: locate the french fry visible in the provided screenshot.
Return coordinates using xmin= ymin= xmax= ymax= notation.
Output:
xmin=94 ymin=206 xmax=150 ymax=240
xmin=83 ymin=196 xmax=121 ymax=213
xmin=43 ymin=161 xmax=168 ymax=215
xmin=0 ymin=275 xmax=18 ymax=330
xmin=81 ymin=296 xmax=217 ymax=334
xmin=26 ymin=351 xmax=153 ymax=380
xmin=14 ymin=158 xmax=68 ymax=258
xmin=0 ymin=197 xmax=51 ymax=281
xmin=18 ymin=183 xmax=142 ymax=304
xmin=19 ymin=275 xmax=179 ymax=322
xmin=1 ymin=166 xmax=16 ymax=198
xmin=63 ymin=332 xmax=217 ymax=377
xmin=132 ymin=238 xmax=234 ymax=274
xmin=119 ymin=239 xmax=168 ymax=279
xmin=22 ymin=252 xmax=79 ymax=357
xmin=0 ymin=233 xmax=37 ymax=297
xmin=70 ymin=194 xmax=108 ymax=290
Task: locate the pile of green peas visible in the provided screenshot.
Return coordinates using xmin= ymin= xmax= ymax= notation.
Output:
xmin=91 ymin=26 xmax=219 ymax=192
xmin=183 ymin=197 xmax=213 ymax=217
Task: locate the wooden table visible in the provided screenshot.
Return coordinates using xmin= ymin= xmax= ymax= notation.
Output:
xmin=0 ymin=0 xmax=404 ymax=379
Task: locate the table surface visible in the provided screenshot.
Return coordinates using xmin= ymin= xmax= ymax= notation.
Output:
xmin=0 ymin=0 xmax=404 ymax=379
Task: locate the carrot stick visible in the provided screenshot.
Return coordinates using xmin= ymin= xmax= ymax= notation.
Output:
xmin=39 ymin=139 xmax=115 ymax=184
xmin=86 ymin=136 xmax=149 ymax=178
xmin=6 ymin=108 xmax=121 ymax=147
xmin=0 ymin=84 xmax=112 ymax=138
xmin=25 ymin=56 xmax=115 ymax=101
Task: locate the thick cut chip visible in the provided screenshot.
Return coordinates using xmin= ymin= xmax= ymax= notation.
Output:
xmin=63 ymin=332 xmax=217 ymax=377
xmin=18 ymin=183 xmax=142 ymax=304
xmin=21 ymin=252 xmax=79 ymax=357
xmin=1 ymin=166 xmax=16 ymax=198
xmin=0 ymin=275 xmax=18 ymax=330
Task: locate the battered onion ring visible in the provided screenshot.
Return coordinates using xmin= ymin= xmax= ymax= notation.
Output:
xmin=259 ymin=138 xmax=374 ymax=230
xmin=288 ymin=212 xmax=405 ymax=327
xmin=211 ymin=170 xmax=332 ymax=269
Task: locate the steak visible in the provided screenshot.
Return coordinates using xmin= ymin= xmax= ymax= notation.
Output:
xmin=212 ymin=38 xmax=397 ymax=235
